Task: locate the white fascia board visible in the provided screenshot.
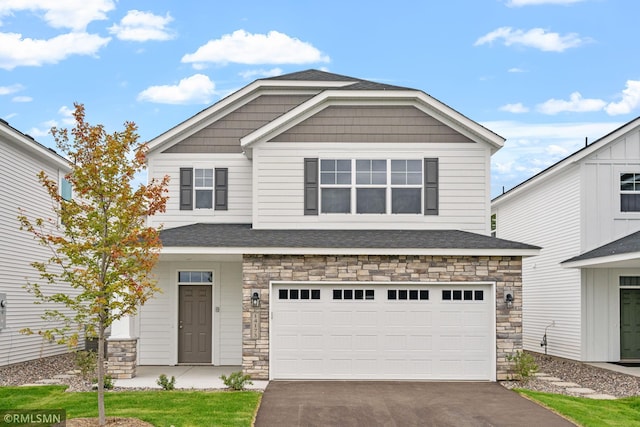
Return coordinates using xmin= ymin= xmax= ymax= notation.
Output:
xmin=160 ymin=246 xmax=539 ymax=257
xmin=493 ymin=117 xmax=640 ymax=207
xmin=562 ymin=252 xmax=640 ymax=269
xmin=1 ymin=123 xmax=70 ymax=170
xmin=240 ymin=90 xmax=505 ymax=150
xmin=146 ymin=79 xmax=354 ymax=154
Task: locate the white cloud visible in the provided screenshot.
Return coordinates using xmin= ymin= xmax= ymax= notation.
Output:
xmin=506 ymin=0 xmax=585 ymax=5
xmin=508 ymin=67 xmax=526 ymax=73
xmin=0 ymin=32 xmax=110 ymax=70
xmin=537 ymin=92 xmax=607 ymax=114
xmin=605 ymin=80 xmax=640 ymax=116
xmin=474 ymin=27 xmax=587 ymax=52
xmin=0 ymin=83 xmax=24 ymax=95
xmin=239 ymin=68 xmax=283 ymax=80
xmin=181 ymin=30 xmax=330 ymax=68
xmin=58 ymin=105 xmax=76 ymax=125
xmin=0 ymin=0 xmax=115 ymax=31
xmin=109 ymin=10 xmax=175 ymax=42
xmin=137 ymin=74 xmax=216 ymax=105
xmin=500 ymin=103 xmax=529 ymax=113
xmin=12 ymin=96 xmax=32 ymax=102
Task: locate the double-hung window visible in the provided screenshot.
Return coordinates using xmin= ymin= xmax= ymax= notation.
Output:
xmin=320 ymin=160 xmax=351 ymax=213
xmin=317 ymin=159 xmax=425 ymax=214
xmin=179 ymin=167 xmax=228 ymax=211
xmin=390 ymin=160 xmax=422 ymax=214
xmin=356 ymin=160 xmax=387 ymax=213
xmin=620 ymin=173 xmax=640 ymax=212
xmin=195 ymin=168 xmax=214 ymax=209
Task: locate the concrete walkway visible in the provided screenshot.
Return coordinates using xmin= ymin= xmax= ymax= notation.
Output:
xmin=588 ymin=362 xmax=640 ymax=378
xmin=113 ymin=365 xmax=268 ymax=390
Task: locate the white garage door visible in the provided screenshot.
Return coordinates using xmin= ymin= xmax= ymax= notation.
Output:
xmin=270 ymin=284 xmax=494 ymax=380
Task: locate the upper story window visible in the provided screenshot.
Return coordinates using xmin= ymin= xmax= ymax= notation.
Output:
xmin=60 ymin=177 xmax=72 ymax=201
xmin=491 ymin=213 xmax=497 ymax=237
xmin=316 ymin=159 xmax=428 ymax=215
xmin=195 ymin=168 xmax=214 ymax=209
xmin=620 ymin=173 xmax=640 ymax=212
xmin=179 ymin=167 xmax=228 ymax=211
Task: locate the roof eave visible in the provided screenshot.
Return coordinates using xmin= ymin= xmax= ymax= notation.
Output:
xmin=1 ymin=123 xmax=70 ymax=169
xmin=160 ymin=246 xmax=540 ymax=257
xmin=562 ymin=251 xmax=640 ymax=268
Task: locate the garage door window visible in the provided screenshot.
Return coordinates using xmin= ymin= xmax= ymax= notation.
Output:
xmin=333 ymin=289 xmax=375 ymax=300
xmin=387 ymin=289 xmax=429 ymax=300
xmin=442 ymin=289 xmax=484 ymax=301
xmin=278 ymin=288 xmax=320 ymax=300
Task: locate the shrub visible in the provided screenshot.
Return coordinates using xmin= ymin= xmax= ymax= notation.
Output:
xmin=220 ymin=371 xmax=253 ymax=391
xmin=92 ymin=374 xmax=114 ymax=390
xmin=74 ymin=350 xmax=97 ymax=380
xmin=156 ymin=374 xmax=176 ymax=391
xmin=506 ymin=350 xmax=538 ymax=381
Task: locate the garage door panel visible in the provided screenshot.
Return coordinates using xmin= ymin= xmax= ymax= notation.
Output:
xmin=272 ymin=284 xmax=493 ymax=380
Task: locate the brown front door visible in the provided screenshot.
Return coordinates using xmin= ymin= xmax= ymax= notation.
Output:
xmin=178 ymin=285 xmax=212 ymax=363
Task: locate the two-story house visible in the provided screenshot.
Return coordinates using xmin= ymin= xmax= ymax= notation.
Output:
xmin=108 ymin=70 xmax=538 ymax=381
xmin=492 ymin=118 xmax=640 ymax=364
xmin=0 ymin=119 xmax=74 ymax=366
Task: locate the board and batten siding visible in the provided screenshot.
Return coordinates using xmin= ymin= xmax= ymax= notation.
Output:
xmin=0 ymin=137 xmax=79 ymax=366
xmin=493 ymin=166 xmax=582 ymax=360
xmin=146 ymin=153 xmax=252 ymax=229
xmin=582 ymin=132 xmax=640 ymax=252
xmin=137 ymin=261 xmax=242 ymax=365
xmin=251 ymin=142 xmax=491 ymax=232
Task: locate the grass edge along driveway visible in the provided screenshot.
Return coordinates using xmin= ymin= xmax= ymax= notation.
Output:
xmin=0 ymin=385 xmax=261 ymax=427
xmin=518 ymin=389 xmax=640 ymax=427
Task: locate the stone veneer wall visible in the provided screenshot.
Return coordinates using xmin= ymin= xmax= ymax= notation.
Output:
xmin=106 ymin=338 xmax=137 ymax=379
xmin=242 ymin=254 xmax=522 ymax=380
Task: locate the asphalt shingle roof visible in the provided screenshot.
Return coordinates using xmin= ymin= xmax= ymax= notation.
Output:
xmin=264 ymin=69 xmax=413 ymax=91
xmin=563 ymin=230 xmax=640 ymax=264
xmin=159 ymin=223 xmax=538 ymax=251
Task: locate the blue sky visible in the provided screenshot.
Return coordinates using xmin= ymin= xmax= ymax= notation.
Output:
xmin=1 ymin=0 xmax=638 ymax=197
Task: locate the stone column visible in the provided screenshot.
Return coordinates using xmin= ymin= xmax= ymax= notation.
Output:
xmin=107 ymin=314 xmax=137 ymax=379
xmin=106 ymin=338 xmax=137 ymax=379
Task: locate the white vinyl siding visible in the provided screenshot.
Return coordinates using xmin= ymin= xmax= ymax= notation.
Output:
xmin=252 ymin=142 xmax=491 ymax=232
xmin=493 ymin=166 xmax=582 ymax=360
xmin=0 ymin=134 xmax=78 ymax=366
xmin=146 ymin=153 xmax=252 ymax=228
xmin=137 ymin=261 xmax=242 ymax=366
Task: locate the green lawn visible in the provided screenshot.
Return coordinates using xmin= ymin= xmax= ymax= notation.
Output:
xmin=0 ymin=386 xmax=261 ymax=427
xmin=518 ymin=390 xmax=640 ymax=427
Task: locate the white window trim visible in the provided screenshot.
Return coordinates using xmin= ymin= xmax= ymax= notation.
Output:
xmin=194 ymin=168 xmax=214 ymax=210
xmin=319 ymin=159 xmax=423 ymax=215
xmin=614 ymin=166 xmax=640 ymax=218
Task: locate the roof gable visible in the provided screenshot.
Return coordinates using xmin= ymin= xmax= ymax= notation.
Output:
xmin=147 ymin=69 xmax=502 ymax=154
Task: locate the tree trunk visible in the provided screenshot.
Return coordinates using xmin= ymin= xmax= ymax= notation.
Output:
xmin=97 ymin=322 xmax=106 ymax=426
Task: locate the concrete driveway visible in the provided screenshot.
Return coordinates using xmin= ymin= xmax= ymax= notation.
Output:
xmin=254 ymin=381 xmax=576 ymax=427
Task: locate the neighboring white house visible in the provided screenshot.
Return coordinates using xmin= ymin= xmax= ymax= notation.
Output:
xmin=110 ymin=70 xmax=538 ymax=381
xmin=492 ymin=117 xmax=640 ymax=363
xmin=0 ymin=119 xmax=74 ymax=366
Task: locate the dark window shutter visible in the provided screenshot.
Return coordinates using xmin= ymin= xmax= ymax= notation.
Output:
xmin=304 ymin=158 xmax=319 ymax=215
xmin=424 ymin=158 xmax=438 ymax=215
xmin=215 ymin=168 xmax=228 ymax=210
xmin=179 ymin=168 xmax=193 ymax=210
